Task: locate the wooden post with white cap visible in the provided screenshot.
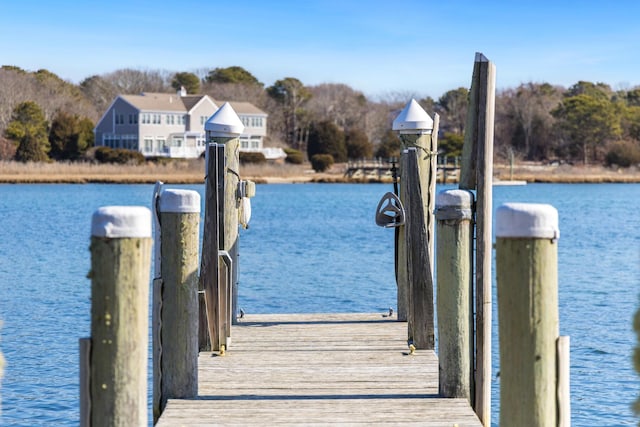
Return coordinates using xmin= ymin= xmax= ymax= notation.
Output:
xmin=496 ymin=203 xmax=562 ymax=427
xmin=392 ymin=99 xmax=438 ymax=322
xmin=401 ymin=147 xmax=434 ymax=349
xmin=152 ymin=189 xmax=200 ymax=422
xmin=435 ymin=189 xmax=475 ymax=400
xmin=201 ymin=103 xmax=244 ymax=352
xmin=82 ymin=206 xmax=152 ymax=427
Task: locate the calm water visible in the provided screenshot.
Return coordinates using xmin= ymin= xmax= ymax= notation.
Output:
xmin=0 ymin=182 xmax=638 ymax=426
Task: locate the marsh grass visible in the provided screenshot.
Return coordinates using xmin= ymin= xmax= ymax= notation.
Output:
xmin=1 ymin=160 xmax=638 ymax=184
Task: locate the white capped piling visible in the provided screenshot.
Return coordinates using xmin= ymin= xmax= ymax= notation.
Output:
xmin=153 ymin=188 xmax=201 ymax=422
xmin=392 ymin=99 xmax=438 ymax=322
xmin=496 ymin=203 xmax=560 ymax=427
xmin=201 ymin=103 xmax=244 ymax=352
xmin=85 ymin=206 xmax=152 ymax=427
xmin=401 ymin=147 xmax=434 ymax=349
xmin=435 ymin=189 xmax=474 ymax=400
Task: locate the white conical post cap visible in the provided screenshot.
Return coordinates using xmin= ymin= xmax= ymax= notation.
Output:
xmin=392 ymin=99 xmax=433 ymax=134
xmin=205 ymin=102 xmax=245 ymax=137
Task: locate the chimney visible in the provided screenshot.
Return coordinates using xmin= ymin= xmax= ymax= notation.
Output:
xmin=179 ymin=86 xmax=187 ymax=96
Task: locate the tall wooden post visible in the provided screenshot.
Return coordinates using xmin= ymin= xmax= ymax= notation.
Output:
xmin=87 ymin=206 xmax=152 ymax=427
xmin=199 ymin=144 xmax=221 ymax=351
xmin=392 ymin=99 xmax=437 ymax=322
xmin=459 ymin=53 xmax=496 ymax=425
xmin=435 ymin=189 xmax=474 ymax=400
xmin=496 ymin=203 xmax=560 ymax=427
xmin=201 ymin=103 xmax=244 ymax=351
xmin=153 ymin=189 xmax=200 ymax=422
xmin=401 ymin=148 xmax=434 ymax=349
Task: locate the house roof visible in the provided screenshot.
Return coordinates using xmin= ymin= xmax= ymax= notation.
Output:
xmin=118 ymin=93 xmax=267 ymax=116
xmin=218 ymin=100 xmax=267 ymax=116
xmin=120 ymin=93 xmax=213 ymax=113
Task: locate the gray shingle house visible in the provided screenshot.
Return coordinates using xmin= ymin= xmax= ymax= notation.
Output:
xmin=94 ymin=89 xmax=272 ymax=159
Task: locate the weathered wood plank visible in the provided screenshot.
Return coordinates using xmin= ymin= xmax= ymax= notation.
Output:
xmin=157 ymin=313 xmax=481 ymax=426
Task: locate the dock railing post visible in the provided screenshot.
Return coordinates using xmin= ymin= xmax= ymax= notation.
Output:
xmin=392 ymin=99 xmax=438 ymax=322
xmin=202 ymin=103 xmax=244 ymax=352
xmin=435 ymin=189 xmax=474 ymax=400
xmin=496 ymin=203 xmax=561 ymax=427
xmin=401 ymin=147 xmax=434 ymax=349
xmin=85 ymin=206 xmax=152 ymax=427
xmin=153 ymin=188 xmax=200 ymax=422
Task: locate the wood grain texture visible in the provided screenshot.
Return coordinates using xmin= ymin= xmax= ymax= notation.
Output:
xmin=474 ymin=57 xmax=496 ymax=426
xmin=497 ymin=238 xmax=559 ymax=427
xmin=402 ymin=148 xmax=434 ymax=349
xmin=156 ymin=313 xmax=481 ymax=426
xmin=436 ymin=213 xmax=473 ymax=400
xmin=89 ymin=236 xmax=151 ymax=427
xmin=154 ymin=211 xmax=200 ymax=420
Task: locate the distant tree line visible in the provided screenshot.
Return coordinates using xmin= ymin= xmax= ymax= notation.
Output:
xmin=1 ymin=64 xmax=639 ymax=168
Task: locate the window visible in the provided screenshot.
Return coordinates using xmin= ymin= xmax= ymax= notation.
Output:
xmin=115 ymin=114 xmax=124 ymax=125
xmin=129 ymin=114 xmax=138 ymax=124
xmin=250 ymin=140 xmax=259 ymax=149
xmin=144 ymin=138 xmax=153 ymax=152
xmin=171 ymin=137 xmax=183 ymax=147
xmin=240 ymin=139 xmax=249 ymax=149
xmin=153 ymin=114 xmax=161 ymax=124
xmin=157 ymin=138 xmax=167 ymax=152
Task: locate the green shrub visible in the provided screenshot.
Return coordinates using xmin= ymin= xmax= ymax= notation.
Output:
xmin=605 ymin=140 xmax=640 ymax=167
xmin=284 ymin=148 xmax=304 ymax=164
xmin=95 ymin=147 xmax=145 ymax=164
xmin=239 ymin=151 xmax=267 ymax=164
xmin=310 ymin=154 xmax=334 ymax=172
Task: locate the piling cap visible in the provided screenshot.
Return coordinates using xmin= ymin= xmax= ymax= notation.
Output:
xmin=436 ymin=189 xmax=474 ymax=208
xmin=495 ymin=203 xmax=559 ymax=240
xmin=91 ymin=206 xmax=152 ymax=238
xmin=205 ymin=102 xmax=244 ymax=137
xmin=159 ymin=189 xmax=201 ymax=213
xmin=392 ymin=99 xmax=433 ymax=134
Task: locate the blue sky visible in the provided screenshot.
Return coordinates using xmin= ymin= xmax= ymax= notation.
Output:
xmin=1 ymin=0 xmax=639 ymax=99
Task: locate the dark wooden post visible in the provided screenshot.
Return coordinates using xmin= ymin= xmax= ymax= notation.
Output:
xmin=459 ymin=53 xmax=496 ymax=425
xmin=435 ymin=189 xmax=474 ymax=400
xmin=392 ymin=99 xmax=437 ymax=322
xmin=153 ymin=188 xmax=200 ymax=422
xmin=401 ymin=147 xmax=434 ymax=349
xmin=86 ymin=206 xmax=152 ymax=427
xmin=496 ymin=202 xmax=560 ymax=427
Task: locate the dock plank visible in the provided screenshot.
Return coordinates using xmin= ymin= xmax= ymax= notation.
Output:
xmin=156 ymin=313 xmax=481 ymax=426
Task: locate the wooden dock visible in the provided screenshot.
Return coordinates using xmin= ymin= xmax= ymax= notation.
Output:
xmin=156 ymin=313 xmax=482 ymax=426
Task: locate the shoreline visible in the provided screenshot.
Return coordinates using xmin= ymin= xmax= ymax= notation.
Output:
xmin=0 ymin=161 xmax=639 ymax=184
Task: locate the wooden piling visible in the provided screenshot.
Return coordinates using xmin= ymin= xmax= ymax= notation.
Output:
xmin=200 ymin=144 xmax=223 ymax=351
xmin=402 ymin=147 xmax=434 ymax=349
xmin=459 ymin=53 xmax=496 ymax=425
xmin=557 ymin=335 xmax=571 ymax=427
xmin=393 ymin=100 xmax=436 ymax=322
xmin=153 ymin=189 xmax=201 ymax=422
xmin=88 ymin=206 xmax=152 ymax=427
xmin=435 ymin=189 xmax=474 ymax=400
xmin=79 ymin=338 xmax=90 ymax=427
xmin=496 ymin=202 xmax=560 ymax=427
xmin=204 ymin=103 xmax=243 ymax=326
